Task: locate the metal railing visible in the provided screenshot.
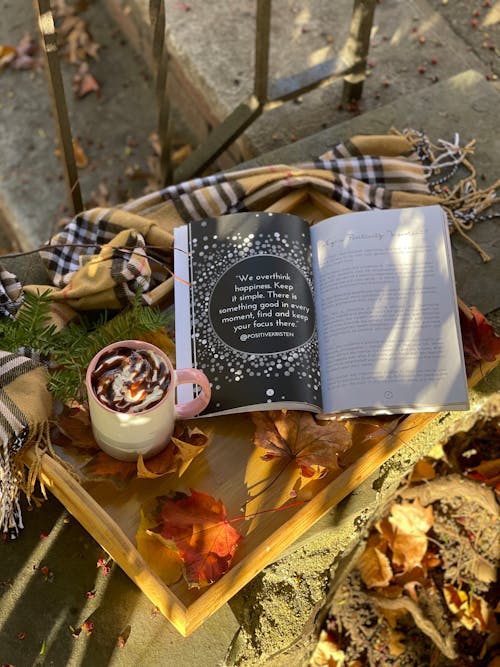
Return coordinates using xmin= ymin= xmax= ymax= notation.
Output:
xmin=34 ymin=0 xmax=376 ymax=214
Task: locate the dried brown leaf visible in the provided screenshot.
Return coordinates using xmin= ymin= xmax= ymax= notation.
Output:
xmin=0 ymin=45 xmax=16 ymax=69
xmin=252 ymin=410 xmax=351 ymax=478
xmin=73 ymin=62 xmax=100 ymax=98
xmin=389 ymin=498 xmax=434 ymax=536
xmin=358 ymin=545 xmax=393 ymax=588
xmin=409 ymin=458 xmax=437 ymax=483
xmin=388 ymin=628 xmax=406 ymax=657
xmin=309 ymin=629 xmax=346 ymax=667
xmin=72 ymin=137 xmax=88 ymax=168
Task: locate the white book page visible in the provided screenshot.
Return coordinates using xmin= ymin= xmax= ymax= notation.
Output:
xmin=173 ymin=225 xmax=195 ymax=404
xmin=310 ymin=206 xmax=469 ymax=415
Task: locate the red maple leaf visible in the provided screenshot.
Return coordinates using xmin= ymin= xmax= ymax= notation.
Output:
xmin=459 ymin=305 xmax=500 ymax=376
xmin=150 ymin=489 xmax=242 ymax=588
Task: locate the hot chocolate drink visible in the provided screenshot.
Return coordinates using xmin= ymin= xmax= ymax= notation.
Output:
xmin=91 ymin=346 xmax=171 ymax=413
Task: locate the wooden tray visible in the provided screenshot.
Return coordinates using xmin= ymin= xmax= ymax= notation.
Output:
xmin=22 ymin=190 xmax=500 ymax=636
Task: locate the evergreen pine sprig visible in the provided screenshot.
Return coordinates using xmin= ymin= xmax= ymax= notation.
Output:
xmin=0 ymin=290 xmax=170 ymax=404
xmin=0 ymin=290 xmax=57 ymax=354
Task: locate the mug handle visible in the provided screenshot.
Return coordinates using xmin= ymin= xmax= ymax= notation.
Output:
xmin=174 ymin=368 xmax=211 ymax=419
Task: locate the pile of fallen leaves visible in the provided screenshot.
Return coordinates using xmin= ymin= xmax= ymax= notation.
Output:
xmin=310 ymin=411 xmax=500 ymax=667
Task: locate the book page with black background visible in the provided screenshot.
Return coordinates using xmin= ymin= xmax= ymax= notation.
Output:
xmin=174 ymin=212 xmax=321 ymax=415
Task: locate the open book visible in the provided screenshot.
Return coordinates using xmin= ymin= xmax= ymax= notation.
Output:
xmin=174 ymin=206 xmax=469 ymax=417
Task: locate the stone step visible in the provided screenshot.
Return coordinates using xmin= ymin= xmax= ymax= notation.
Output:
xmin=103 ymin=0 xmax=491 ymax=167
xmin=1 ymin=1 xmax=496 ymax=254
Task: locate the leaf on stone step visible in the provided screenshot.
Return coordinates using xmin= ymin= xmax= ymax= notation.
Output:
xmin=376 ymin=499 xmax=434 ymax=573
xmin=443 ymin=585 xmax=491 ymax=632
xmin=467 ymin=457 xmax=500 ymax=491
xmin=388 ymin=628 xmax=406 ymax=657
xmin=309 ymin=629 xmax=346 ymax=667
xmin=0 ymin=45 xmax=16 ymax=69
xmin=72 ymin=137 xmax=88 ymax=168
xmin=358 ymin=545 xmax=393 ymax=588
xmin=72 ymin=62 xmax=100 ymax=98
xmin=409 ymin=457 xmax=437 ymax=482
xmin=8 ymin=34 xmax=42 ymax=71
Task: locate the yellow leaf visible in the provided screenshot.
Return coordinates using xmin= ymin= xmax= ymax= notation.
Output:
xmin=388 ymin=628 xmax=406 ymax=657
xmin=0 ymin=45 xmax=16 ymax=68
xmin=136 ymin=500 xmax=183 ymax=585
xmin=443 ymin=585 xmax=491 ymax=632
xmin=136 ymin=425 xmax=208 ymax=479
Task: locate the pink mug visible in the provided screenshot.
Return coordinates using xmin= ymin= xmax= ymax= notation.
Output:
xmin=85 ymin=340 xmax=211 ymax=461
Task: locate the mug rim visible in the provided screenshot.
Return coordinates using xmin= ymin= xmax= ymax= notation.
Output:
xmin=85 ymin=339 xmax=175 ymax=415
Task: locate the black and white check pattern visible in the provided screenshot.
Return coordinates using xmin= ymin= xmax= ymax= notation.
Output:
xmin=0 ymin=267 xmax=23 ymax=319
xmin=0 ymin=351 xmax=40 ymax=538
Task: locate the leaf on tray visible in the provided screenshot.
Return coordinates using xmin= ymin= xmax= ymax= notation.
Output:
xmin=54 ymin=403 xmax=100 ymax=451
xmin=148 ymin=489 xmax=242 ymax=588
xmin=243 ymin=445 xmax=305 ymax=524
xmin=137 ymin=425 xmax=208 ymax=479
xmin=81 ymin=451 xmax=137 ymax=489
xmin=136 ymin=498 xmax=183 ymax=585
xmin=459 ymin=305 xmax=500 ymax=376
xmin=251 ymin=410 xmax=351 ymax=478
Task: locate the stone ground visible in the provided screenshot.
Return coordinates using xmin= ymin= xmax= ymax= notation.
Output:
xmin=0 ymin=1 xmax=499 ymax=666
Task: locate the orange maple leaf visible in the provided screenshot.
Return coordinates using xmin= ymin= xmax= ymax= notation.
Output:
xmin=251 ymin=410 xmax=351 ymax=477
xmin=149 ymin=489 xmax=242 ymax=588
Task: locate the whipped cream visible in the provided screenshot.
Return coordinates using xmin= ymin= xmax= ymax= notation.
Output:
xmin=91 ymin=347 xmax=171 ymax=413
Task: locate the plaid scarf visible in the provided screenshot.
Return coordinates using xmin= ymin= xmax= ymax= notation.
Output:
xmin=0 ymin=266 xmax=23 ymax=319
xmin=1 ymin=129 xmax=496 ymax=536
xmin=0 ymin=350 xmax=52 ymax=538
xmin=33 ymin=129 xmax=494 ymax=312
xmin=0 ymin=268 xmax=54 ymax=538
xmin=0 ymin=352 xmax=38 ymax=537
